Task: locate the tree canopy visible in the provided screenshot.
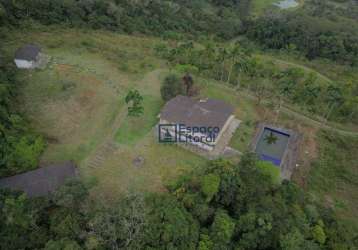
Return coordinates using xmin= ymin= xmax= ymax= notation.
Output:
xmin=1 ymin=154 xmax=356 ymax=249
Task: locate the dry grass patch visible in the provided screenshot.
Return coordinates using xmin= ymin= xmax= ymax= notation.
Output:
xmin=17 ymin=51 xmax=125 ymax=163
xmin=84 ymin=134 xmax=206 ymax=200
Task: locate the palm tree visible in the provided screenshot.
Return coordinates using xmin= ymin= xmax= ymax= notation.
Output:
xmin=216 ymin=46 xmax=228 ymax=82
xmin=183 ymin=73 xmax=194 ymax=96
xmin=347 ymin=96 xmax=358 ymax=120
xmin=299 ymin=73 xmax=320 ymax=109
xmin=227 ymin=43 xmax=243 ymax=84
xmin=264 ymin=132 xmax=278 ymax=145
xmin=324 ymin=85 xmax=343 ymax=123
xmin=234 ymin=52 xmax=250 ymax=88
xmin=200 ymin=41 xmax=215 ymax=70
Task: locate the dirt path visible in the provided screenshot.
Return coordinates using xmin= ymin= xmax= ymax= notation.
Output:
xmin=272 ymin=58 xmax=333 ymax=84
xmin=238 ymin=90 xmax=358 ymax=137
xmin=136 ymin=68 xmax=168 ymax=96
xmin=227 ymin=54 xmax=356 ymax=136
xmin=279 ymin=106 xmax=358 ymax=136
xmin=83 ymin=106 xmax=127 ymax=169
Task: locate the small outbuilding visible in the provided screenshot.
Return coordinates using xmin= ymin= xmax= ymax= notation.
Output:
xmin=14 ymin=44 xmax=42 ymax=69
xmin=0 ymin=162 xmax=78 ymax=197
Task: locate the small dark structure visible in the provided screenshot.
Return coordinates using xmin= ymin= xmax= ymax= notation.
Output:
xmin=14 ymin=44 xmax=42 ymax=69
xmin=0 ymin=162 xmax=78 ymax=197
xmin=250 ymin=123 xmax=301 ymax=180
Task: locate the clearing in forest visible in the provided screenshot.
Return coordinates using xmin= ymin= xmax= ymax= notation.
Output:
xmin=9 ymin=29 xmax=358 ymax=226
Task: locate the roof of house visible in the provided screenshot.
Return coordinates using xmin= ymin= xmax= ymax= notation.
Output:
xmin=14 ymin=44 xmax=41 ymax=61
xmin=160 ymin=95 xmax=234 ymax=134
xmin=0 ymin=162 xmax=78 ymax=197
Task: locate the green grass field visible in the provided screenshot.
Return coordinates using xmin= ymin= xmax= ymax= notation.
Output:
xmin=85 ymin=135 xmax=207 ymax=198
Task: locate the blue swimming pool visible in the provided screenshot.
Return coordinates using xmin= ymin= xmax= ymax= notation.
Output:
xmin=255 ymin=128 xmax=290 ymax=167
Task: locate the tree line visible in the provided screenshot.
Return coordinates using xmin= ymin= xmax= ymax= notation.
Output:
xmin=1 ymin=0 xmax=357 ymax=65
xmin=0 ymin=0 xmax=245 ymax=39
xmin=0 ymin=62 xmax=44 ymax=177
xmin=247 ymin=1 xmax=358 ymax=65
xmin=1 ymin=154 xmax=356 ymax=249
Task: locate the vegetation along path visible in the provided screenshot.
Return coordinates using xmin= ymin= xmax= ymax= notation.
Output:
xmin=239 ymin=55 xmax=357 ymax=136
xmin=239 ymin=89 xmax=358 ymax=137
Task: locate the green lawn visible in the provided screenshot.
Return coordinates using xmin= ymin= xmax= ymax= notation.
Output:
xmin=230 ymin=120 xmax=257 ymax=152
xmin=115 ymin=95 xmax=163 ymax=145
xmin=17 ymin=51 xmax=125 ymax=163
xmin=85 ymin=134 xmax=207 ymax=198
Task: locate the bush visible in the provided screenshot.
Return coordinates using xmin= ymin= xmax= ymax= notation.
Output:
xmin=201 ymin=174 xmax=220 ymax=202
xmin=160 ymin=74 xmax=184 ymax=101
xmin=256 ymin=161 xmax=281 ymax=185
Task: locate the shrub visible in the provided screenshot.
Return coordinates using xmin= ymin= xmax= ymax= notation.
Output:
xmin=160 ymin=74 xmax=184 ymax=101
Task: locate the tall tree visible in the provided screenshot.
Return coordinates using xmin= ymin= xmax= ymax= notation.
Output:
xmin=182 ymin=73 xmax=194 ymax=96
xmin=227 ymin=43 xmax=243 ymax=84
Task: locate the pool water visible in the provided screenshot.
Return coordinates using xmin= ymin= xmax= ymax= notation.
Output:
xmin=274 ymin=0 xmax=299 ymax=9
xmin=255 ymin=128 xmax=290 ymax=167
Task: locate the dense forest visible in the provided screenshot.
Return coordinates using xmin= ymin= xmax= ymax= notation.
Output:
xmin=0 ymin=0 xmax=248 ymax=39
xmin=1 ymin=0 xmax=357 ymax=64
xmin=248 ymin=1 xmax=358 ymax=65
xmin=0 ymin=0 xmax=357 ymax=249
xmin=1 ymin=156 xmax=357 ymax=249
xmin=0 ymin=64 xmax=44 ymax=176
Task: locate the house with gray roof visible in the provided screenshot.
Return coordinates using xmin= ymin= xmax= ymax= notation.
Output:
xmin=159 ymin=95 xmax=240 ymax=158
xmin=14 ymin=44 xmax=42 ymax=69
xmin=0 ymin=162 xmax=78 ymax=197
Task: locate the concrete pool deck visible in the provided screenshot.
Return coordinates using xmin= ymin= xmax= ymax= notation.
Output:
xmin=250 ymin=123 xmax=302 ymax=180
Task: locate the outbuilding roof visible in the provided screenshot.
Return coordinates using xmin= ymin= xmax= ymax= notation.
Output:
xmin=0 ymin=162 xmax=78 ymax=197
xmin=14 ymin=44 xmax=41 ymax=61
xmin=160 ymin=95 xmax=234 ymax=134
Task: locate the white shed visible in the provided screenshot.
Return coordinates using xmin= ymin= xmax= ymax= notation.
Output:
xmin=14 ymin=44 xmax=41 ymax=69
